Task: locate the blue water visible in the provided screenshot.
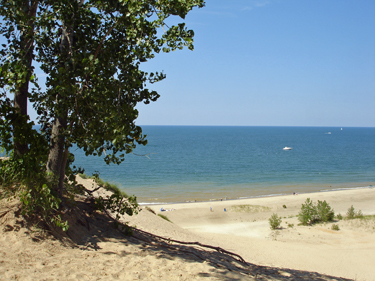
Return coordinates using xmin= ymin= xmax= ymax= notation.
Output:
xmin=72 ymin=126 xmax=375 ymax=203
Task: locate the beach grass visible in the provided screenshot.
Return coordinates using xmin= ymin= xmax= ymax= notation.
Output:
xmin=145 ymin=206 xmax=156 ymax=215
xmin=331 ymin=224 xmax=340 ymax=231
xmin=230 ymin=204 xmax=271 ymax=213
xmin=77 ymin=173 xmax=87 ymax=179
xmin=78 ymin=173 xmax=128 ymax=197
xmin=362 ymin=214 xmax=375 ymax=220
xmin=158 ymin=214 xmax=172 ymax=223
xmin=351 ymin=214 xmax=375 ymax=223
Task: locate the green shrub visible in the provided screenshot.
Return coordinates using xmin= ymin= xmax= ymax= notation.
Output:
xmin=331 ymin=224 xmax=340 ymax=231
xmin=95 ymin=193 xmax=139 ymax=225
xmin=269 ymin=213 xmax=282 ymax=230
xmin=346 ymin=205 xmax=363 ymax=219
xmin=356 ymin=209 xmax=364 ymax=218
xmin=283 ymin=204 xmax=287 ymax=209
xmin=91 ymin=172 xmax=139 ymax=228
xmin=298 ymin=198 xmax=318 ymax=225
xmin=316 ymin=200 xmax=335 ymax=222
xmin=0 ymin=155 xmax=68 ymax=231
xmin=336 ymin=213 xmax=343 ymax=220
xmin=298 ymin=198 xmax=335 ymax=225
xmin=346 ymin=205 xmax=355 ymax=219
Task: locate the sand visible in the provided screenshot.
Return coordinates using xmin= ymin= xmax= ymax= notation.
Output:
xmin=149 ymin=188 xmax=375 ymax=280
xmin=1 ymin=177 xmax=374 ymax=280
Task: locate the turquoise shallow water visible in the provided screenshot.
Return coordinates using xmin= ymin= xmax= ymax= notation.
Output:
xmin=73 ymin=126 xmax=375 ymax=203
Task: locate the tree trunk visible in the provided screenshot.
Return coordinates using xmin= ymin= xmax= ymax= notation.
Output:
xmin=46 ymin=14 xmax=73 ymax=199
xmin=46 ymin=114 xmax=67 ymax=198
xmin=13 ymin=0 xmax=38 ymax=157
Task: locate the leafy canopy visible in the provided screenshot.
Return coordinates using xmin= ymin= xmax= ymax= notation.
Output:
xmin=0 ymin=0 xmax=205 ymax=228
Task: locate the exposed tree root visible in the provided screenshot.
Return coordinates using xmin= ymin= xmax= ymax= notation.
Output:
xmin=133 ymin=227 xmax=248 ymax=265
xmin=130 ymin=229 xmax=252 ymax=276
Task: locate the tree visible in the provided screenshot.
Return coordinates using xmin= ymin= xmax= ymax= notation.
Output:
xmin=0 ymin=0 xmax=39 ymax=157
xmin=37 ymin=0 xmax=204 ymax=197
xmin=1 ymin=0 xmax=205 ymax=225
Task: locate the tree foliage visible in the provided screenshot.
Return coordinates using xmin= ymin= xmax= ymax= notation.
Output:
xmin=0 ymin=0 xmax=205 ymax=228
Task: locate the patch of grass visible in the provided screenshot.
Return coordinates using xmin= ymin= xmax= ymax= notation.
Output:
xmin=362 ymin=214 xmax=375 ymax=220
xmin=102 ymin=182 xmax=128 ymax=197
xmin=269 ymin=213 xmax=282 ymax=230
xmin=270 ymin=230 xmax=280 ymax=240
xmin=158 ymin=214 xmax=172 ymax=223
xmin=346 ymin=205 xmax=363 ymax=219
xmin=285 ymin=221 xmax=294 ymax=228
xmin=145 ymin=206 xmax=156 ymax=215
xmin=331 ymin=224 xmax=340 ymax=231
xmin=336 ymin=213 xmax=343 ymax=220
xmin=230 ymin=204 xmax=271 ymax=213
xmin=350 ymin=214 xmax=375 ymax=222
xmin=84 ymin=173 xmax=128 ymax=197
xmin=78 ymin=173 xmax=87 ymax=179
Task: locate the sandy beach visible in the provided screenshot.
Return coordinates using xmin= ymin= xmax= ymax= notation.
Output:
xmin=1 ymin=177 xmax=374 ymax=280
xmin=147 ymin=188 xmax=375 ymax=280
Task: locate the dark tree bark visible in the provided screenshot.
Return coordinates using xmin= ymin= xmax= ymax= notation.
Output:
xmin=46 ymin=114 xmax=67 ymax=198
xmin=13 ymin=1 xmax=38 ymax=157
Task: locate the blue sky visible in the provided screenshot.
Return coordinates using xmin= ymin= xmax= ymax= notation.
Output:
xmin=15 ymin=0 xmax=374 ymax=127
xmin=136 ymin=0 xmax=375 ymax=127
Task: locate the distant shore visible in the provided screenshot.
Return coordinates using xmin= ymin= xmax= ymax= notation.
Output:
xmin=137 ymin=182 xmax=375 ymax=205
xmin=147 ymin=185 xmax=375 ymax=216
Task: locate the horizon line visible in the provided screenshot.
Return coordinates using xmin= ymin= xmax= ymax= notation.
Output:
xmin=135 ymin=124 xmax=375 ymax=128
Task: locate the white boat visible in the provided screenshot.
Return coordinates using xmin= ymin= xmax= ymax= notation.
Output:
xmin=283 ymin=147 xmax=292 ymax=150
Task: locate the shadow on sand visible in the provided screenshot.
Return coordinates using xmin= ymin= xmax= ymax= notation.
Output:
xmin=43 ymin=199 xmax=353 ymax=281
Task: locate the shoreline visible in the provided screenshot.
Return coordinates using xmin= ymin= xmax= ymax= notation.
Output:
xmin=141 ymin=186 xmax=375 ymax=280
xmin=139 ymin=183 xmax=375 ymax=206
xmin=145 ymin=185 xmax=375 ymax=216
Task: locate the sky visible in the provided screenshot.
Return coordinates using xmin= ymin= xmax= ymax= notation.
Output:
xmin=15 ymin=0 xmax=375 ymax=127
xmin=135 ymin=0 xmax=375 ymax=127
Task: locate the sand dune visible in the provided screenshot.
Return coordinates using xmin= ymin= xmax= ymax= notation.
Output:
xmin=144 ymin=188 xmax=375 ymax=280
xmin=1 ymin=177 xmax=374 ymax=280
